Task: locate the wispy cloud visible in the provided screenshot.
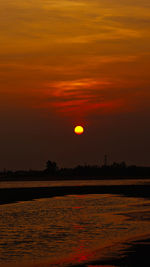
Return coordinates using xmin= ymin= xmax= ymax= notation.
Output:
xmin=41 ymin=78 xmax=128 ymax=117
xmin=0 ymin=0 xmax=150 ymax=119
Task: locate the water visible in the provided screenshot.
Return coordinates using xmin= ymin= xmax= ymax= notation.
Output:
xmin=0 ymin=186 xmax=150 ymax=266
xmin=0 ymin=178 xmax=150 ymax=189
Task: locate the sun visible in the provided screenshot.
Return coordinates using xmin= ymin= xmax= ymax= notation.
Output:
xmin=74 ymin=125 xmax=84 ymax=135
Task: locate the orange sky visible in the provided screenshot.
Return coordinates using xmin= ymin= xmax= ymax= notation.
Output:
xmin=0 ymin=0 xmax=150 ymax=169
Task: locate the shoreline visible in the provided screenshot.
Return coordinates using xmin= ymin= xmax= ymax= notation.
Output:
xmin=0 ymin=184 xmax=150 ymax=205
xmin=77 ymin=237 xmax=150 ymax=267
xmin=1 ymin=176 xmax=150 ymax=182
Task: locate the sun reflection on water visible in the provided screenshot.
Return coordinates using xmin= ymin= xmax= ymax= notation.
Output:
xmin=0 ymin=194 xmax=150 ymax=266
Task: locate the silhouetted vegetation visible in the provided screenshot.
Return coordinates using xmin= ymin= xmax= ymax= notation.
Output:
xmin=0 ymin=160 xmax=150 ymax=181
xmin=45 ymin=160 xmax=58 ymax=175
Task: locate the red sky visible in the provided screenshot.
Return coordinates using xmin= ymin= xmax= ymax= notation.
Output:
xmin=0 ymin=0 xmax=150 ymax=169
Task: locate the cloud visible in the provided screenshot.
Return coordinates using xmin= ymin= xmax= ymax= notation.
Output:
xmin=41 ymin=78 xmax=127 ymax=117
xmin=1 ymin=0 xmax=150 ymax=119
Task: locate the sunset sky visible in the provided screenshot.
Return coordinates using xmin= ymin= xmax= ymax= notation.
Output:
xmin=0 ymin=0 xmax=150 ymax=170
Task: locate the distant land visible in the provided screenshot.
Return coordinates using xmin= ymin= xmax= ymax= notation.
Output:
xmin=0 ymin=160 xmax=150 ymax=181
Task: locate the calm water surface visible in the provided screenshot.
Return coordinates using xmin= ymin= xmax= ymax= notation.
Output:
xmin=0 ymin=179 xmax=150 ymax=188
xmin=0 ymin=189 xmax=150 ymax=266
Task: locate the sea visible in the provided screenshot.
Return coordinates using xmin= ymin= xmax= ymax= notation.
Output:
xmin=0 ymin=179 xmax=150 ymax=266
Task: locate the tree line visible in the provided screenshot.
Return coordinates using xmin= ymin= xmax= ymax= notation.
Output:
xmin=0 ymin=160 xmax=150 ymax=180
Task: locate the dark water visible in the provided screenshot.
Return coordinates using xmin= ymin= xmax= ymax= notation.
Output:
xmin=0 ymin=181 xmax=150 ymax=266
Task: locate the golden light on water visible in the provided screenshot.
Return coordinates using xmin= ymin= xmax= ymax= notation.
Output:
xmin=74 ymin=126 xmax=84 ymax=135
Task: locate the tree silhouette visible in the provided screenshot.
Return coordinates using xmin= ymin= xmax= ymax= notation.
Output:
xmin=46 ymin=160 xmax=58 ymax=174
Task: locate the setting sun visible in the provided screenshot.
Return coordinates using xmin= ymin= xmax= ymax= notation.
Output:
xmin=74 ymin=126 xmax=84 ymax=135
